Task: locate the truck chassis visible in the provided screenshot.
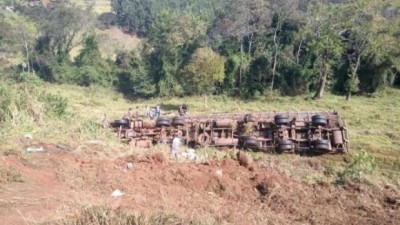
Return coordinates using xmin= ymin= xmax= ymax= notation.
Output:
xmin=111 ymin=111 xmax=349 ymax=154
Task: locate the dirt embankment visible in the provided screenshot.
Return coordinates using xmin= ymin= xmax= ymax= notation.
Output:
xmin=0 ymin=148 xmax=399 ymax=225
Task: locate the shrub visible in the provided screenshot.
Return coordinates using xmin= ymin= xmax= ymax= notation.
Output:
xmin=40 ymin=93 xmax=68 ymax=118
xmin=336 ymin=150 xmax=377 ymax=184
xmin=0 ymin=82 xmax=43 ymax=123
xmin=59 ymin=206 xmax=217 ymax=225
xmin=79 ymin=120 xmax=104 ymax=139
xmin=13 ymin=71 xmax=44 ymax=86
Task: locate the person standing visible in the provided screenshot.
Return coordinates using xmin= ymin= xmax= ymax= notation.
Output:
xmin=125 ymin=108 xmax=133 ymax=120
xmin=179 ymin=105 xmax=184 ymax=116
xmin=155 ymin=104 xmax=161 ymax=117
xmin=100 ymin=113 xmax=108 ymax=128
xmin=133 ymin=106 xmax=139 ymax=118
xmin=145 ymin=105 xmax=150 ymax=119
xmin=182 ymin=104 xmax=188 ymax=115
xmin=171 ymin=134 xmax=181 ymax=159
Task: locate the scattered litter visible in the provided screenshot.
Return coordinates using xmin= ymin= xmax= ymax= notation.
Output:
xmin=127 ymin=162 xmax=134 ymax=170
xmin=181 ymin=148 xmax=197 ymax=160
xmin=87 ymin=140 xmax=104 ymax=145
xmin=56 ymin=144 xmax=74 ymax=151
xmin=195 ymin=155 xmax=207 ymax=163
xmin=216 ymin=169 xmax=223 ymax=177
xmin=111 ymin=189 xmax=124 ymax=197
xmin=25 ymin=146 xmax=44 ymax=153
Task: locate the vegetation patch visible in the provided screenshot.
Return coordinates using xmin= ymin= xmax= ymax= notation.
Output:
xmin=59 ymin=206 xmax=217 ymax=225
xmin=0 ymin=166 xmax=26 ymax=183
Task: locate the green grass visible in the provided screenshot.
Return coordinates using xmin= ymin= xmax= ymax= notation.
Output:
xmin=68 ymin=0 xmax=112 ymax=14
xmin=46 ymin=85 xmax=400 ymax=154
xmin=2 ymin=81 xmax=400 ymax=182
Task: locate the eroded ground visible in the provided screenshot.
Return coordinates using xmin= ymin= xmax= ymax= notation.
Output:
xmin=0 ymin=144 xmax=399 ymax=225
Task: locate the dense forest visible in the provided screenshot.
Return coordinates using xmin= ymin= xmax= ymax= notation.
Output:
xmin=0 ymin=0 xmax=399 ymax=99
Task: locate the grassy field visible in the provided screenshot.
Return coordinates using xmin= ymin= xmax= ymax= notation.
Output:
xmin=43 ymin=85 xmax=400 ymax=169
xmin=67 ymin=0 xmax=112 ymax=14
xmin=1 ymin=82 xmax=399 ymax=224
xmin=1 ymin=82 xmax=399 ymax=183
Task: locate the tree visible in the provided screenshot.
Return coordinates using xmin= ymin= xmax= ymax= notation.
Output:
xmin=111 ymin=0 xmax=152 ymax=34
xmin=181 ymin=47 xmax=225 ymax=95
xmin=30 ymin=2 xmax=94 ymax=61
xmin=266 ymin=0 xmax=302 ymax=91
xmin=213 ymin=0 xmax=269 ymax=89
xmin=115 ymin=47 xmax=156 ymax=98
xmin=148 ymin=8 xmax=208 ymax=96
xmin=74 ymin=35 xmax=114 ymax=86
xmin=306 ymin=3 xmax=344 ymax=99
xmin=111 ymin=0 xmax=225 ymax=35
xmin=0 ymin=10 xmax=37 ymax=72
xmin=339 ymin=0 xmax=400 ymax=100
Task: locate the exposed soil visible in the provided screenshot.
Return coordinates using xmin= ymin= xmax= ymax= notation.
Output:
xmin=0 ymin=145 xmax=399 ymax=225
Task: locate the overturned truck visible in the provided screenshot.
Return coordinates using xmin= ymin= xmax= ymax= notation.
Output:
xmin=111 ymin=111 xmax=349 ymax=154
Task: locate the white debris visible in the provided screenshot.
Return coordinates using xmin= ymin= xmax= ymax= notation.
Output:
xmin=181 ymin=148 xmax=197 ymax=160
xmin=87 ymin=140 xmax=104 ymax=145
xmin=127 ymin=162 xmax=134 ymax=170
xmin=195 ymin=155 xmax=207 ymax=164
xmin=111 ymin=189 xmax=124 ymax=197
xmin=26 ymin=146 xmax=44 ymax=153
xmin=216 ymin=169 xmax=223 ymax=177
xmin=5 ymin=6 xmax=14 ymax=12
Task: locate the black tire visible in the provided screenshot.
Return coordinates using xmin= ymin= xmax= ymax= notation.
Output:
xmin=312 ymin=115 xmax=327 ymax=127
xmin=172 ymin=116 xmax=185 ymax=126
xmin=156 ymin=117 xmax=171 ymax=127
xmin=274 ymin=115 xmax=289 ymax=125
xmin=241 ymin=136 xmax=259 ymax=149
xmin=114 ymin=119 xmax=130 ymax=127
xmin=312 ymin=139 xmax=330 ymax=151
xmin=278 ymin=139 xmax=293 ymax=151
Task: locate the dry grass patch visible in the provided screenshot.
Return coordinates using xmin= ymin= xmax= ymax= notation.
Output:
xmin=58 ymin=206 xmax=218 ymax=225
xmin=0 ymin=166 xmax=26 ymax=183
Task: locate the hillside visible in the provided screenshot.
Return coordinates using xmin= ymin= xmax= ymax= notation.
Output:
xmin=0 ymin=0 xmax=399 ymax=224
xmin=0 ymin=84 xmax=399 ymax=224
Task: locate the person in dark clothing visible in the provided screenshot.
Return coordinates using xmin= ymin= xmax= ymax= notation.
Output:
xmin=155 ymin=104 xmax=161 ymax=117
xmin=179 ymin=104 xmax=188 ymax=116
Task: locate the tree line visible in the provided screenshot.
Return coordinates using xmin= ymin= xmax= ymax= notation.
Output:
xmin=0 ymin=0 xmax=399 ymax=99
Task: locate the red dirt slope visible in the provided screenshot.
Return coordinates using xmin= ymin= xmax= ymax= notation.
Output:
xmin=0 ymin=147 xmax=399 ymax=225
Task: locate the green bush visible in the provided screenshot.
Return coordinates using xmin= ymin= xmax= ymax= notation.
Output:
xmin=0 ymin=80 xmax=67 ymax=125
xmin=0 ymin=82 xmax=43 ymax=123
xmin=40 ymin=93 xmax=68 ymax=118
xmin=336 ymin=150 xmax=377 ymax=184
xmin=79 ymin=120 xmax=104 ymax=139
xmin=13 ymin=72 xmax=44 ymax=86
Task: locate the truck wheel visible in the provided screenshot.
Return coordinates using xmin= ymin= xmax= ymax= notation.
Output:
xmin=274 ymin=115 xmax=289 ymax=125
xmin=156 ymin=117 xmax=171 ymax=127
xmin=241 ymin=136 xmax=259 ymax=150
xmin=312 ymin=115 xmax=327 ymax=126
xmin=172 ymin=116 xmax=185 ymax=126
xmin=114 ymin=119 xmax=130 ymax=127
xmin=312 ymin=139 xmax=330 ymax=151
xmin=278 ymin=139 xmax=293 ymax=151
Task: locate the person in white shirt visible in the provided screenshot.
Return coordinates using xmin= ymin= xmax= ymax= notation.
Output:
xmin=171 ymin=134 xmax=181 ymax=159
xmin=145 ymin=105 xmax=150 ymax=118
xmin=155 ymin=104 xmax=161 ymax=117
xmin=100 ymin=113 xmax=108 ymax=128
